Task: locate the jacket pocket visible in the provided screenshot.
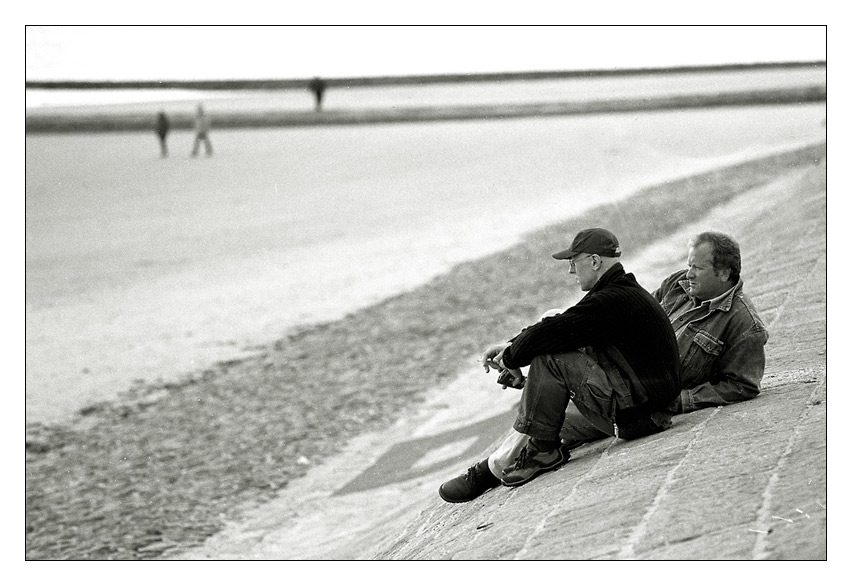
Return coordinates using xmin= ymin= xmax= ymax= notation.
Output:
xmin=680 ymin=329 xmax=723 ymax=388
xmin=692 ymin=331 xmax=723 ymax=356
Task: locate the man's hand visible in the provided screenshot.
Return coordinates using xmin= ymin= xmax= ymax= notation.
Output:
xmin=482 ymin=343 xmax=525 ymax=388
xmin=482 ymin=343 xmax=511 ymax=373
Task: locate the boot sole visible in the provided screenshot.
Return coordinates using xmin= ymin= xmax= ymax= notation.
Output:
xmin=438 ymin=484 xmax=495 ymax=503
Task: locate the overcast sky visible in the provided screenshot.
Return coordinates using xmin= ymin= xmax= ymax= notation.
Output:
xmin=25 ymin=25 xmax=827 ymax=81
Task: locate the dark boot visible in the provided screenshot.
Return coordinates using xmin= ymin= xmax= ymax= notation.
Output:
xmin=439 ymin=460 xmax=500 ymax=503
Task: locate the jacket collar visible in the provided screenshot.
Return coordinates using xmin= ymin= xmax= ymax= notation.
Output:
xmin=677 ymin=277 xmax=744 ymax=312
xmin=589 ymin=262 xmax=626 ymax=295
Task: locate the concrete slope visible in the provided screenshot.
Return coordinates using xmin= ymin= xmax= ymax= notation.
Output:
xmin=173 ymin=149 xmax=826 ymax=561
xmin=376 ymin=157 xmax=827 ymax=560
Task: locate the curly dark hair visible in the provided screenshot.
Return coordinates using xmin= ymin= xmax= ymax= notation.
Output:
xmin=689 ymin=232 xmax=741 ymax=283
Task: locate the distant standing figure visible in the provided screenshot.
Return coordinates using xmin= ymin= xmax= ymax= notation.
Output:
xmin=191 ymin=103 xmax=213 ymax=157
xmin=155 ymin=111 xmax=170 ymax=157
xmin=309 ymin=77 xmax=326 ymax=111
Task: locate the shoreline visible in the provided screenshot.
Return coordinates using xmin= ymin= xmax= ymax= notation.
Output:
xmin=26 ymin=85 xmax=826 ymax=133
xmin=25 ymin=141 xmax=826 ymax=560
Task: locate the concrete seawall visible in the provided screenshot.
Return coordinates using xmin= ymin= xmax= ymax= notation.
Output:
xmin=376 ymin=149 xmax=827 ymax=560
xmin=169 ymin=143 xmax=827 ymax=561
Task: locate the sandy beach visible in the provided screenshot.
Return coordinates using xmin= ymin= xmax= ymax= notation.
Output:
xmin=26 ymin=104 xmax=826 ymax=425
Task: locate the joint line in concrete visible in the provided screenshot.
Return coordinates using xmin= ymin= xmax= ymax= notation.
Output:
xmin=764 ymin=220 xmax=825 ymax=331
xmin=617 ymin=407 xmax=722 ymax=560
xmin=511 ymin=436 xmax=620 ymax=560
xmin=751 ymin=373 xmax=826 ymax=560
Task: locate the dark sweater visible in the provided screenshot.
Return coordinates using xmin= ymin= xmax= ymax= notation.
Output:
xmin=501 ymin=263 xmax=681 ymax=412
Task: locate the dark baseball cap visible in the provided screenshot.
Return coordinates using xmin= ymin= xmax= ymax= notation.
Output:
xmin=552 ymin=228 xmax=622 ymax=259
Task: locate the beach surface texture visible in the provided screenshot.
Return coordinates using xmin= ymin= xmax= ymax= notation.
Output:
xmin=26 ymin=138 xmax=827 ymax=560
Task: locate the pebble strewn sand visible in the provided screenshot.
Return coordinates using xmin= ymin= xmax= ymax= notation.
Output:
xmin=25 ymin=143 xmax=825 ymax=559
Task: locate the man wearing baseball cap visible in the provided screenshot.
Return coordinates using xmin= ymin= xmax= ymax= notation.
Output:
xmin=439 ymin=228 xmax=681 ymax=502
xmin=552 ymin=226 xmax=623 ymax=259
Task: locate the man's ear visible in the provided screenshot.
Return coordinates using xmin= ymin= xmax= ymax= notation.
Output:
xmin=716 ymin=267 xmax=731 ymax=282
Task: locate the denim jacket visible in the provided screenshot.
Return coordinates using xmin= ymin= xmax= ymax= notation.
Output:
xmin=653 ymin=270 xmax=769 ymax=413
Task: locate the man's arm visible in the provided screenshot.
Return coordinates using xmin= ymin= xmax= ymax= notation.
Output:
xmin=677 ymin=329 xmax=768 ymax=412
xmin=501 ymin=294 xmax=613 ymax=369
xmin=481 ymin=342 xmax=524 ymax=389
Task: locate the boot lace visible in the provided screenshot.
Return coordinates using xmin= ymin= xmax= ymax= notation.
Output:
xmin=464 ymin=464 xmax=481 ymax=486
xmin=511 ymin=446 xmax=529 ymax=471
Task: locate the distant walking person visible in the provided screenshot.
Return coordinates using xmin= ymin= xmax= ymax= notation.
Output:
xmin=309 ymin=77 xmax=327 ymax=111
xmin=155 ymin=111 xmax=170 ymax=158
xmin=191 ymin=103 xmax=213 ymax=157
